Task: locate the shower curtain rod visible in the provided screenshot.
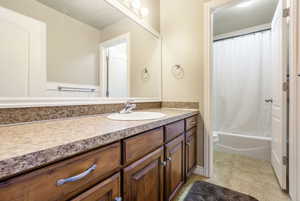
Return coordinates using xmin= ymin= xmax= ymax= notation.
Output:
xmin=213 ymin=28 xmax=271 ymax=42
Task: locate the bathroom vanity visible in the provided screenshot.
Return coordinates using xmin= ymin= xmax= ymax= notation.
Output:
xmin=0 ymin=109 xmax=199 ymax=201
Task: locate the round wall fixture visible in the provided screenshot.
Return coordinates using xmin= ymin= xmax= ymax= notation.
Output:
xmin=172 ymin=65 xmax=184 ymax=79
xmin=141 ymin=67 xmax=150 ymax=81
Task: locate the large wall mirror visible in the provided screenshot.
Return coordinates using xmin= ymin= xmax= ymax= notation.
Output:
xmin=0 ymin=0 xmax=161 ymax=102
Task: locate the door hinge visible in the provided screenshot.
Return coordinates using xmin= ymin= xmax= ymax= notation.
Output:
xmin=283 ymin=82 xmax=289 ymax=92
xmin=283 ymin=8 xmax=290 ymax=18
xmin=283 ymin=156 xmax=288 ymax=165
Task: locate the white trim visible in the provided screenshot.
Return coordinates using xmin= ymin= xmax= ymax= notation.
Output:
xmin=203 ymin=0 xmax=237 ymax=179
xmin=0 ymin=97 xmax=161 ymax=109
xmin=193 ymin=165 xmax=206 ymax=176
xmin=104 ymin=0 xmax=160 ymax=38
xmin=289 ymin=0 xmax=299 ymax=200
xmin=214 ymin=23 xmax=271 ymax=41
xmin=99 ymin=33 xmax=131 ymax=97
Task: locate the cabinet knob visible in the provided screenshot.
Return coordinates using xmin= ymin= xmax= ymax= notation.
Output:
xmin=115 ymin=197 xmax=122 ymax=201
xmin=190 ymin=121 xmax=196 ymax=125
xmin=160 ymin=161 xmax=167 ymax=166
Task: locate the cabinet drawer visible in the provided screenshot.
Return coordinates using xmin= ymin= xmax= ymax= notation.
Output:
xmin=186 ymin=115 xmax=198 ymax=131
xmin=123 ymin=127 xmax=163 ymax=164
xmin=71 ymin=173 xmax=121 ymax=201
xmin=165 ymin=120 xmax=184 ymax=142
xmin=0 ymin=143 xmax=121 ymax=201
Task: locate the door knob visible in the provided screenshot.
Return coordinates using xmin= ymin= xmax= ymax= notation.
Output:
xmin=265 ymin=99 xmax=273 ymax=103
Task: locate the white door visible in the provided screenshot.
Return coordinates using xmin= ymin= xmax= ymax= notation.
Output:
xmin=0 ymin=6 xmax=46 ymax=97
xmin=271 ymin=0 xmax=288 ymax=190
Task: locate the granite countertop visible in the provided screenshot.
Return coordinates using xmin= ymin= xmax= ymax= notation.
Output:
xmin=0 ymin=108 xmax=198 ymax=181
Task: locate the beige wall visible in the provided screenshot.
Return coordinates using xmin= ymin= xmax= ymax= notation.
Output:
xmin=101 ymin=18 xmax=161 ymax=98
xmin=0 ymin=0 xmax=101 ymax=85
xmin=161 ymin=0 xmax=212 ymax=167
xmin=160 ymin=0 xmax=204 ymax=111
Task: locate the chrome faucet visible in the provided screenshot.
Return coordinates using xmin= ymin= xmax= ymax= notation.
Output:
xmin=120 ymin=100 xmax=136 ymax=114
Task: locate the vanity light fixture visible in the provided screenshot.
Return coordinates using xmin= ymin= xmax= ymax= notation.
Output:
xmin=140 ymin=7 xmax=149 ymax=18
xmin=121 ymin=0 xmax=149 ymax=18
xmin=236 ymin=0 xmax=253 ymax=8
xmin=123 ymin=0 xmax=131 ymax=7
xmin=131 ymin=0 xmax=141 ymax=10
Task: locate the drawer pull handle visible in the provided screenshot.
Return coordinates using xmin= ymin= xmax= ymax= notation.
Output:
xmin=56 ymin=164 xmax=97 ymax=186
xmin=190 ymin=121 xmax=196 ymax=125
xmin=115 ymin=197 xmax=122 ymax=201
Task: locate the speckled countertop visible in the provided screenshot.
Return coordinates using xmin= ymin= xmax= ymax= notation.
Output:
xmin=0 ymin=108 xmax=198 ymax=181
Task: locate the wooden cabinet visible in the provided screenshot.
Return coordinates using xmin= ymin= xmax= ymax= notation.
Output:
xmin=165 ymin=134 xmax=185 ymax=201
xmin=71 ymin=173 xmax=121 ymax=201
xmin=185 ymin=127 xmax=197 ymax=177
xmin=0 ymin=115 xmax=199 ymax=201
xmin=0 ymin=143 xmax=121 ymax=201
xmin=123 ymin=147 xmax=164 ymax=201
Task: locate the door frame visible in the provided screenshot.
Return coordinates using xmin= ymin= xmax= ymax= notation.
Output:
xmin=203 ymin=0 xmax=299 ymax=199
xmin=288 ymin=0 xmax=300 ymax=200
xmin=99 ymin=33 xmax=131 ymax=97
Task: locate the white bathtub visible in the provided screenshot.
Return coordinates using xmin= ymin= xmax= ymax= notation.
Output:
xmin=213 ymin=131 xmax=271 ymax=161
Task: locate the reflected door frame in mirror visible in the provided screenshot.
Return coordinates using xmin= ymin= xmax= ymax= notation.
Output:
xmin=99 ymin=33 xmax=131 ymax=98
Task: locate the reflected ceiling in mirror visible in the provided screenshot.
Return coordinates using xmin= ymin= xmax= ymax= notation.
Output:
xmin=37 ymin=0 xmax=125 ymax=30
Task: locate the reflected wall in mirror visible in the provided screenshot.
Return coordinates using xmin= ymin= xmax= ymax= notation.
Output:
xmin=0 ymin=0 xmax=161 ymax=99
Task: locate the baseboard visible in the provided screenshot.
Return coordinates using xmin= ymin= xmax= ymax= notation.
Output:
xmin=193 ymin=165 xmax=206 ymax=176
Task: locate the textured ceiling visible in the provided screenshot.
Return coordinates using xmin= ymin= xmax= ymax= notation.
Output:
xmin=213 ymin=0 xmax=278 ymax=35
xmin=37 ymin=0 xmax=125 ymax=30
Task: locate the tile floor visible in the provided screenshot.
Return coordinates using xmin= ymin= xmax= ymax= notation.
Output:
xmin=174 ymin=151 xmax=291 ymax=201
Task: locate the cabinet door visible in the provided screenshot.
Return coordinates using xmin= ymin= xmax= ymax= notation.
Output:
xmin=186 ymin=128 xmax=197 ymax=177
xmin=123 ymin=147 xmax=164 ymax=201
xmin=71 ymin=173 xmax=121 ymax=201
xmin=165 ymin=134 xmax=185 ymax=201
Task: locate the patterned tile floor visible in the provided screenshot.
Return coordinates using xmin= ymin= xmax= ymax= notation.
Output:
xmin=174 ymin=151 xmax=291 ymax=201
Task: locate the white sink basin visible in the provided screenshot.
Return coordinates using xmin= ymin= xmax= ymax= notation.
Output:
xmin=107 ymin=112 xmax=166 ymax=121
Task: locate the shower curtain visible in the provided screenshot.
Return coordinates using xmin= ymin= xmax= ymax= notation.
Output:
xmin=213 ymin=30 xmax=272 ymax=138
